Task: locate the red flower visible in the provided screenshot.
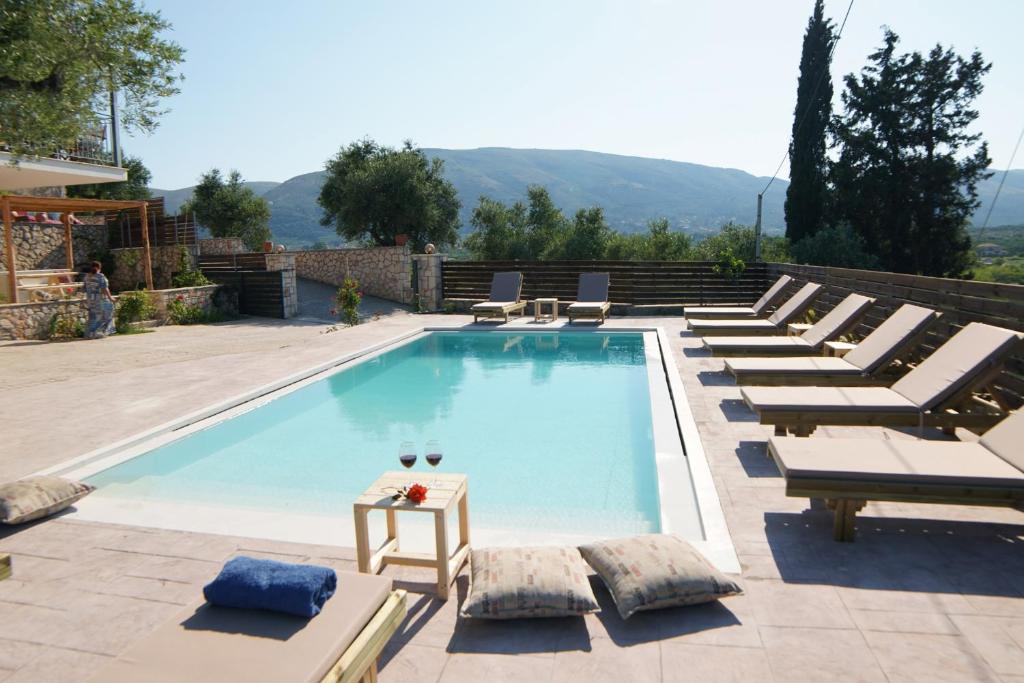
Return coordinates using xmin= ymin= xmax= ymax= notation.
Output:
xmin=405 ymin=484 xmax=428 ymax=504
xmin=176 ymin=295 xmax=184 ymax=301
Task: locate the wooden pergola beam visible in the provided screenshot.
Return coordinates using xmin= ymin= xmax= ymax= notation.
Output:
xmin=62 ymin=212 xmax=73 ymax=271
xmin=2 ymin=196 xmax=16 ymax=302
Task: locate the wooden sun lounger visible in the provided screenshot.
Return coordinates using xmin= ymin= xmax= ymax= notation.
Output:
xmin=687 ymin=282 xmax=822 ymax=337
xmin=768 ymin=411 xmax=1024 ymax=541
xmin=684 ymin=274 xmax=793 ymax=319
xmin=471 ymin=272 xmax=527 ymax=323
xmin=567 ymin=272 xmax=611 ymax=324
xmin=703 ymin=293 xmax=874 ymax=357
xmin=742 ymin=322 xmax=1024 ymax=436
xmin=89 ymin=572 xmax=407 ymax=683
xmin=726 ymin=304 xmax=941 ymax=385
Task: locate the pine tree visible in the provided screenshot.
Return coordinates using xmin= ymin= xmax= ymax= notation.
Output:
xmin=831 ymin=30 xmax=991 ymax=277
xmin=784 ymin=0 xmax=836 ymax=244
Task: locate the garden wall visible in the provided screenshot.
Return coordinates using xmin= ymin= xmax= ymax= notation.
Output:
xmin=0 ymin=284 xmax=237 ymax=341
xmin=198 ymin=238 xmax=245 ymax=255
xmin=108 ymin=245 xmax=194 ymax=291
xmin=0 ymin=223 xmax=108 ymax=271
xmin=294 ymin=246 xmax=414 ymax=305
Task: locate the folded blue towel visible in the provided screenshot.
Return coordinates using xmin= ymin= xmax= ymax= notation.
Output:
xmin=203 ymin=556 xmax=337 ymax=618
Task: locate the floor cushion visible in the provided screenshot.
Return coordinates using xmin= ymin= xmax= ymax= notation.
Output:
xmin=0 ymin=475 xmax=94 ymax=525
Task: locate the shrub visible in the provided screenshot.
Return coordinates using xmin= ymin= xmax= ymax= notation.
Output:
xmin=791 ymin=224 xmax=880 ymax=270
xmin=171 ymin=245 xmax=212 ymax=288
xmin=48 ymin=310 xmax=84 ymax=339
xmin=335 ymin=278 xmax=362 ymax=326
xmin=167 ymin=296 xmax=205 ymax=324
xmin=115 ymin=290 xmax=156 ymax=332
xmin=712 ymin=247 xmax=746 ymax=280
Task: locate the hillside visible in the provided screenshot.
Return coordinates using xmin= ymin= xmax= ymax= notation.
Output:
xmin=152 ymin=149 xmax=1024 ymax=248
xmin=152 ymin=181 xmax=280 ymax=214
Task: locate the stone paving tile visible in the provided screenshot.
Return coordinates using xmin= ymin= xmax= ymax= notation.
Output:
xmin=949 ymin=615 xmax=1024 ymax=676
xmin=661 ymin=642 xmax=774 ymax=682
xmin=438 ymin=652 xmax=554 ymax=682
xmin=862 ymin=630 xmax=1001 ymax=682
xmin=378 ymin=642 xmax=449 ymax=682
xmin=551 ymin=640 xmax=662 ymax=682
xmin=0 ymin=648 xmax=111 ymax=683
xmin=759 ymin=626 xmax=887 ymax=682
xmin=745 ymin=579 xmax=855 ymax=629
xmin=848 ymin=608 xmax=960 ymax=635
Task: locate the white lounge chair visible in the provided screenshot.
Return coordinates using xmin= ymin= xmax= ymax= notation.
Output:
xmin=742 ymin=322 xmax=1024 ymax=436
xmin=687 ymin=282 xmax=823 ymax=337
xmin=725 ymin=304 xmax=941 ymax=385
xmin=684 ymin=274 xmax=793 ymax=319
xmin=702 ymin=293 xmax=875 ymax=356
xmin=567 ymin=272 xmax=611 ymax=324
xmin=769 ymin=410 xmax=1024 ymax=541
xmin=471 ymin=272 xmax=527 ymax=323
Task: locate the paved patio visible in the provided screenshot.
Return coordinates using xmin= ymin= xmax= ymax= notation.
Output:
xmin=1 ymin=313 xmax=1023 ymax=681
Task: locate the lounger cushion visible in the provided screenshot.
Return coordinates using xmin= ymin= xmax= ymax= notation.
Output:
xmin=843 ymin=304 xmax=939 ymax=373
xmin=980 ymin=411 xmax=1024 ymax=471
xmin=568 ymin=301 xmax=610 ymax=311
xmin=770 ymin=436 xmax=1024 ymax=489
xmin=488 ymin=272 xmax=523 ymax=302
xmin=683 ymin=306 xmax=756 ymax=317
xmin=90 ymin=571 xmax=392 ymax=683
xmin=742 ymin=386 xmax=919 ymax=413
xmin=799 ymin=293 xmax=875 ymax=348
xmin=689 ymin=319 xmax=778 ymax=333
xmin=766 ymin=282 xmax=822 ymax=325
xmin=705 ymin=336 xmax=813 ymax=354
xmin=726 ymin=356 xmax=862 ymax=376
xmin=0 ymin=476 xmax=94 ymax=525
xmin=471 ymin=301 xmax=518 ymax=311
xmin=576 ymin=272 xmax=610 ymax=302
xmin=579 ymin=534 xmax=741 ymax=620
xmin=460 ymin=546 xmax=599 ymax=619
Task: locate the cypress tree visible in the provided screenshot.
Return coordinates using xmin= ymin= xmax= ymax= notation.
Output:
xmin=784 ymin=0 xmax=836 ymax=243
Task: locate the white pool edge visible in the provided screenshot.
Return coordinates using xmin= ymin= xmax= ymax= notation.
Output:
xmin=47 ymin=323 xmax=739 ymax=573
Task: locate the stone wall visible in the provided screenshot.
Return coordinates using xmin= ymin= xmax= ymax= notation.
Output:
xmin=294 ymin=246 xmax=413 ymax=304
xmin=0 ymin=223 xmax=108 ymax=271
xmin=0 ymin=284 xmax=237 ymax=341
xmin=412 ymin=254 xmax=447 ymax=311
xmin=198 ymin=238 xmax=245 ymax=255
xmin=108 ymin=245 xmax=193 ymax=292
xmin=264 ymin=252 xmax=299 ymax=318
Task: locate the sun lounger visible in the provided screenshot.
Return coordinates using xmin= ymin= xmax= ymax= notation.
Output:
xmin=567 ymin=272 xmax=611 ymax=324
xmin=687 ymin=282 xmax=822 ymax=337
xmin=702 ymin=293 xmax=874 ymax=356
xmin=472 ymin=271 xmax=527 ymax=323
xmin=684 ymin=274 xmax=793 ymax=319
xmin=742 ymin=322 xmax=1024 ymax=436
xmin=89 ymin=571 xmax=407 ymax=683
xmin=768 ymin=410 xmax=1024 ymax=541
xmin=726 ymin=304 xmax=941 ymax=385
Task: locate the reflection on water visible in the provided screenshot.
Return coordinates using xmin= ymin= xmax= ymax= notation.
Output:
xmin=88 ymin=332 xmax=661 ymax=537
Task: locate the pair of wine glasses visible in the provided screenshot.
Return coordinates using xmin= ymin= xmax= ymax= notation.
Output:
xmin=398 ymin=440 xmax=443 ymax=483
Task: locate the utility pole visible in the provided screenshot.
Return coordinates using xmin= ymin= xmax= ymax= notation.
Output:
xmin=754 ymin=193 xmax=763 ymax=261
xmin=109 ymin=90 xmax=122 ymax=167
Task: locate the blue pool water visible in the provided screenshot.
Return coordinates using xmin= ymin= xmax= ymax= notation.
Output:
xmin=87 ymin=332 xmax=662 ymax=537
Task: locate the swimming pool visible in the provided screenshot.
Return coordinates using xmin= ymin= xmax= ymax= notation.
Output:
xmin=56 ymin=328 xmax=733 ymax=567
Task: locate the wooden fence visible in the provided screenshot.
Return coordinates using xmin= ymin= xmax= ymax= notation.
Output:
xmin=199 ymin=252 xmax=281 ymax=318
xmin=768 ymin=263 xmax=1024 ymax=411
xmin=104 ymin=197 xmax=198 ymax=249
xmin=198 ymin=253 xmax=268 ymax=272
xmin=442 ymin=261 xmax=772 ymax=308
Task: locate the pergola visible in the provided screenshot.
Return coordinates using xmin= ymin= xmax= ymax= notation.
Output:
xmin=1 ymin=194 xmax=153 ymax=300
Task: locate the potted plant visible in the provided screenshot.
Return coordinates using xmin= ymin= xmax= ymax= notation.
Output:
xmin=394 ymin=234 xmax=409 ymax=246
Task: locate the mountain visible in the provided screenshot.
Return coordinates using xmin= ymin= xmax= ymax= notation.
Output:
xmin=152 ymin=149 xmax=1024 ymax=248
xmin=152 ymin=181 xmax=281 ymax=214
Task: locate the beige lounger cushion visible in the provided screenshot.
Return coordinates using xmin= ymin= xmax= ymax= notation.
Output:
xmin=568 ymin=301 xmax=610 ymax=311
xmin=705 ymin=336 xmax=813 ymax=353
xmin=0 ymin=476 xmax=94 ymax=525
xmin=690 ymin=319 xmax=778 ymax=333
xmin=843 ymin=304 xmax=939 ymax=373
xmin=579 ymin=534 xmax=741 ymax=620
xmin=765 ymin=282 xmax=822 ymax=325
xmin=980 ymin=411 xmax=1024 ymax=471
xmin=726 ymin=356 xmax=862 ymax=376
xmin=890 ymin=323 xmax=1024 ymax=411
xmin=799 ymin=293 xmax=875 ymax=348
xmin=742 ymin=386 xmax=919 ymax=413
xmin=770 ymin=436 xmax=1024 ymax=489
xmin=683 ymin=305 xmax=756 ymax=317
xmin=461 ymin=546 xmax=599 ymax=619
xmin=471 ymin=301 xmax=518 ymax=311
xmin=91 ymin=571 xmax=392 ymax=683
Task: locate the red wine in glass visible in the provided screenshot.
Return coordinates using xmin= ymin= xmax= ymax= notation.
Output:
xmin=400 ymin=454 xmax=417 ymax=468
xmin=424 ymin=440 xmax=442 ymax=485
xmin=399 ymin=441 xmax=417 ymax=470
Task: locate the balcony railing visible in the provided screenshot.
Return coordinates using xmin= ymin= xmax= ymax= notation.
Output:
xmin=0 ymin=117 xmax=117 ymax=167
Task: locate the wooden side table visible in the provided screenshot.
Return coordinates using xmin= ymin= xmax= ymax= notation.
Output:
xmin=534 ymin=298 xmax=558 ymax=322
xmin=787 ymin=322 xmax=813 ymax=337
xmin=353 ymin=472 xmax=470 ymax=600
xmin=824 ymin=341 xmax=857 ymax=358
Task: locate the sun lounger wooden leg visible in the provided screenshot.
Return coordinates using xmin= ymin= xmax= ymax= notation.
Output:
xmin=793 ymin=425 xmax=813 ymax=437
xmin=830 ymin=499 xmax=864 ymax=542
xmin=774 ymin=424 xmax=788 ymax=437
xmin=942 ymin=425 xmax=956 ymax=436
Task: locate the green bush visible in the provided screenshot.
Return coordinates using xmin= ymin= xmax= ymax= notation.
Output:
xmin=791 ymin=224 xmax=880 ymax=270
xmin=335 ymin=278 xmax=362 ymax=326
xmin=171 ymin=245 xmax=212 ymax=288
xmin=48 ymin=310 xmax=84 ymax=339
xmin=115 ymin=290 xmax=156 ymax=332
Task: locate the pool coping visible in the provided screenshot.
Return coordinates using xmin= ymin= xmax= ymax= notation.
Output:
xmin=44 ymin=323 xmax=739 ymax=573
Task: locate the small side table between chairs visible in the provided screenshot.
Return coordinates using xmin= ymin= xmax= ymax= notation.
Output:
xmin=534 ymin=297 xmax=558 ymax=322
xmin=353 ymin=471 xmax=470 ymax=600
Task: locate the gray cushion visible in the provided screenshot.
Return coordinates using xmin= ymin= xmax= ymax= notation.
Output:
xmin=766 ymin=282 xmax=822 ymax=325
xmin=576 ymin=272 xmax=609 ymax=302
xmin=0 ymin=476 xmax=94 ymax=525
xmin=843 ymin=304 xmax=939 ymax=373
xmin=891 ymin=323 xmax=1023 ymax=410
xmin=770 ymin=436 xmax=1024 ymax=489
xmin=460 ymin=546 xmax=599 ymax=619
xmin=800 ymin=293 xmax=875 ymax=348
xmin=689 ymin=319 xmax=778 ymax=333
xmin=683 ymin=306 xmax=755 ymax=317
xmin=579 ymin=534 xmax=741 ymax=620
xmin=741 ymin=386 xmax=919 ymax=413
xmin=980 ymin=411 xmax=1024 ymax=472
xmin=705 ymin=336 xmax=813 ymax=354
xmin=488 ymin=272 xmax=522 ymax=302
xmin=725 ymin=356 xmax=862 ymax=376
xmin=751 ymin=274 xmax=793 ymax=314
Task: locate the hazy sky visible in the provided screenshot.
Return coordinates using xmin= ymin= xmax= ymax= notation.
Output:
xmin=126 ymin=0 xmax=1024 ymax=190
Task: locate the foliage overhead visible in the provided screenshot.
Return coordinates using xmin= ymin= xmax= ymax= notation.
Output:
xmin=318 ymin=139 xmax=461 ymax=250
xmin=185 ymin=169 xmax=272 ymax=251
xmin=67 ymin=156 xmax=151 ymax=200
xmin=784 ymin=0 xmax=835 ymax=243
xmin=830 ymin=30 xmax=991 ymax=277
xmin=0 ymin=0 xmax=185 ymax=157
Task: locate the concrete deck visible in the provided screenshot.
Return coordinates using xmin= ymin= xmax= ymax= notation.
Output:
xmin=1 ymin=313 xmax=1023 ymax=681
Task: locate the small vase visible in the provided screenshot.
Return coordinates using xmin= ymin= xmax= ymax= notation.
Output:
xmin=395 ymin=234 xmax=409 ymax=247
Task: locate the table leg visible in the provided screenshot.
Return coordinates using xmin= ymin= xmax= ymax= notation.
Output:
xmin=354 ymin=508 xmax=371 ymax=574
xmin=458 ymin=490 xmax=470 ymax=547
xmin=386 ymin=509 xmax=399 ymax=551
xmin=434 ymin=511 xmax=451 ymax=600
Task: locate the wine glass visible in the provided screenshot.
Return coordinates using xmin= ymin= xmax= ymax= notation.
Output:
xmin=398 ymin=441 xmax=417 ymax=487
xmin=424 ymin=440 xmax=443 ymax=485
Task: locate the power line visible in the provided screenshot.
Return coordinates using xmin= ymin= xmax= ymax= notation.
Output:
xmin=974 ymin=125 xmax=1024 ymax=245
xmin=761 ymin=0 xmax=855 ymax=197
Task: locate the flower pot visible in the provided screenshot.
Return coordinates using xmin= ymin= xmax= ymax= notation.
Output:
xmin=263 ymin=241 xmax=273 ymax=253
xmin=395 ymin=234 xmax=409 ymax=247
